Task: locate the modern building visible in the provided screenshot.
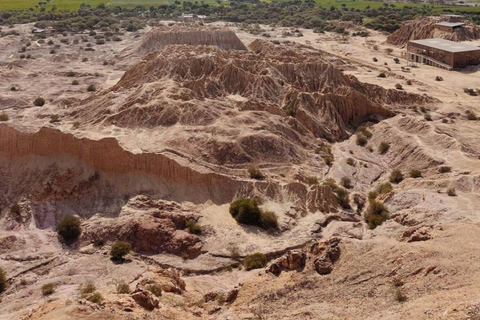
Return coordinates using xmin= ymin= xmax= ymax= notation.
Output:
xmin=441 ymin=14 xmax=464 ymax=23
xmin=435 ymin=21 xmax=465 ymax=32
xmin=406 ymin=38 xmax=480 ymax=69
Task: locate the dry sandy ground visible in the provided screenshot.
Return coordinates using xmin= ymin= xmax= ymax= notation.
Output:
xmin=0 ymin=21 xmax=480 ymax=320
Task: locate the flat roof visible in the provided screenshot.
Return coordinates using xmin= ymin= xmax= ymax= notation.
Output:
xmin=442 ymin=14 xmax=464 ymax=17
xmin=409 ymin=38 xmax=480 ymax=53
xmin=436 ymin=22 xmax=465 ymax=27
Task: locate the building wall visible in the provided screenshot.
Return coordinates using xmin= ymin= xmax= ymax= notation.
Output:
xmin=435 ymin=25 xmax=454 ymax=32
xmin=453 ymin=51 xmax=480 ymax=68
xmin=407 ymin=43 xmax=454 ymax=66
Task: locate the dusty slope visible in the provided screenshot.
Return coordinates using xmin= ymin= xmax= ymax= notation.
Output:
xmin=387 ymin=16 xmax=480 ymax=46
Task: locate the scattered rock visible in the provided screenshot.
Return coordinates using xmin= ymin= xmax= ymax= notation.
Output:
xmin=131 ymin=289 xmax=159 ymax=311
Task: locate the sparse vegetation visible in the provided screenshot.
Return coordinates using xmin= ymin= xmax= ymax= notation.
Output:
xmin=346 ymin=158 xmax=355 ymax=166
xmin=248 ymin=167 xmax=264 ymax=180
xmin=389 ymin=169 xmax=404 ymax=184
xmin=87 ymin=84 xmax=96 ymax=92
xmin=229 ymin=198 xmax=278 ymax=230
xmin=424 ymin=113 xmax=432 ymax=121
xmin=435 ymin=76 xmax=443 ymax=81
xmin=110 ymin=241 xmax=131 ymax=261
xmin=447 ymin=188 xmax=456 ymax=196
xmin=373 ymin=57 xmax=378 ymax=62
xmin=244 ymin=252 xmax=267 ymax=271
xmin=285 ymin=109 xmax=296 ymax=117
xmin=365 ymin=199 xmax=389 ymax=229
xmin=394 ymin=83 xmax=403 ymax=90
xmin=356 ymin=134 xmax=368 ymax=146
xmin=42 ymin=283 xmax=55 ymax=296
xmin=186 ymin=219 xmax=202 ymax=235
xmin=395 ymin=288 xmax=407 ymax=302
xmin=116 ymin=282 xmax=130 ymax=294
xmin=409 ymin=170 xmax=422 ymax=178
xmin=376 ymin=182 xmax=393 ymax=194
xmin=305 ymin=176 xmax=318 ymax=185
xmin=33 ymin=97 xmax=45 ymax=106
xmin=438 ymin=166 xmax=452 ymax=174
xmin=72 ymin=80 xmax=79 ymax=85
xmin=377 ymin=72 xmax=386 ymax=78
xmin=323 ymin=179 xmax=350 ymax=209
xmin=323 ymin=155 xmax=333 ymax=166
xmin=341 ymin=177 xmax=353 ymax=189
xmin=87 ymin=292 xmax=104 ymax=304
xmin=0 ymin=267 xmax=6 ymax=293
xmin=57 ymin=215 xmax=81 ymax=245
xmin=146 ymin=284 xmax=162 ymax=297
xmin=467 ymin=111 xmax=477 ymax=120
xmin=378 ymin=142 xmax=390 ymax=155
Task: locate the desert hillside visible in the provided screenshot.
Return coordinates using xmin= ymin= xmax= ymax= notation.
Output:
xmin=1 ymin=21 xmax=480 ymax=320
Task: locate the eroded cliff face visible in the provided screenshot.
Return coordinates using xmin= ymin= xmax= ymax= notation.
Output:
xmin=386 ymin=16 xmax=480 ymax=46
xmin=0 ymin=124 xmax=340 ymax=227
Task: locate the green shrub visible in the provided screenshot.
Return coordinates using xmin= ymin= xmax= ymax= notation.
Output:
xmin=244 ymin=252 xmax=267 ymax=271
xmin=409 ymin=170 xmax=422 ymax=178
xmin=376 ymin=182 xmax=393 ymax=194
xmin=305 ymin=176 xmax=318 ymax=185
xmin=0 ymin=113 xmax=9 ymax=121
xmin=368 ymin=191 xmax=378 ymax=201
xmin=186 ymin=219 xmax=202 ymax=235
xmin=146 ymin=284 xmax=162 ymax=297
xmin=358 ymin=126 xmax=372 ymax=139
xmin=356 ymin=134 xmax=368 ymax=146
xmin=378 ymin=142 xmax=390 ymax=155
xmin=389 ymin=169 xmax=404 ymax=184
xmin=79 ymin=281 xmax=96 ymax=297
xmin=334 ymin=187 xmax=351 ymax=209
xmin=110 ymin=241 xmax=131 ymax=261
xmin=248 ymin=167 xmax=264 ymax=180
xmin=229 ymin=198 xmax=278 ymax=230
xmin=341 ymin=177 xmax=353 ymax=189
xmin=447 ymin=188 xmax=456 ymax=196
xmin=0 ymin=268 xmax=6 ymax=293
xmin=260 ymin=210 xmax=278 ymax=229
xmin=424 ymin=113 xmax=432 ymax=121
xmin=34 ymin=97 xmax=45 ymax=106
xmin=57 ymin=215 xmax=81 ymax=245
xmin=116 ymin=282 xmax=130 ymax=294
xmin=42 ymin=283 xmax=55 ymax=296
xmin=365 ymin=199 xmax=389 ymax=229
xmin=87 ymin=292 xmax=104 ymax=304
xmin=230 ymin=198 xmax=262 ymax=226
xmin=438 ymin=166 xmax=451 ymax=173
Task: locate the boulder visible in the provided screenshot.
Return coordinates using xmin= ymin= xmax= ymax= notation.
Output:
xmin=131 ymin=289 xmax=159 ymax=311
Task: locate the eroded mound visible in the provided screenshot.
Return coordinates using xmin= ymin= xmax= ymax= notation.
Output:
xmin=135 ymin=24 xmax=247 ymax=55
xmin=72 ymin=40 xmax=432 ymax=166
xmin=387 ymin=16 xmax=480 ymax=46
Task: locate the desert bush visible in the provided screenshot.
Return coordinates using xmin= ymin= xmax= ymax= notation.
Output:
xmin=116 ymin=282 xmax=130 ymax=294
xmin=335 ymin=186 xmax=351 ymax=209
xmin=96 ymin=39 xmax=105 ymax=45
xmin=435 ymin=76 xmax=443 ymax=81
xmin=112 ymin=36 xmax=122 ymax=41
xmin=420 ymin=106 xmax=427 ymax=113
xmin=87 ymin=292 xmax=104 ymax=304
xmin=406 ymin=79 xmax=413 ymax=85
xmin=424 ymin=113 xmax=432 ymax=121
xmin=373 ymin=57 xmax=378 ymax=62
xmin=248 ymin=167 xmax=264 ymax=180
xmin=365 ymin=199 xmax=389 ymax=229
xmin=66 ymin=71 xmax=75 ymax=77
xmin=186 ymin=219 xmax=202 ymax=235
xmin=409 ymin=169 xmax=422 ymax=178
xmin=376 ymin=182 xmax=393 ymax=194
xmin=467 ymin=112 xmax=477 ymax=120
xmin=356 ymin=134 xmax=368 ymax=146
xmin=346 ymin=158 xmax=355 ymax=166
xmin=244 ymin=252 xmax=267 ymax=271
xmin=389 ymin=169 xmax=404 ymax=184
xmin=385 ymin=48 xmax=393 ymax=55
xmin=305 ymin=176 xmax=318 ymax=185
xmin=57 ymin=215 xmax=81 ymax=245
xmin=447 ymin=188 xmax=456 ymax=196
xmin=87 ymin=84 xmax=96 ymax=92
xmin=395 ymin=83 xmax=403 ymax=90
xmin=442 ymin=118 xmax=448 ymax=123
xmin=33 ymin=97 xmax=45 ymax=106
xmin=393 ymin=58 xmax=400 ymax=64
xmin=0 ymin=268 xmax=6 ymax=293
xmin=89 ymin=30 xmax=96 ymax=36
xmin=229 ymin=198 xmax=262 ymax=227
xmin=438 ymin=166 xmax=451 ymax=173
xmin=378 ymin=142 xmax=390 ymax=155
xmin=229 ymin=198 xmax=277 ymax=229
xmin=358 ymin=126 xmax=372 ymax=139
xmin=72 ymin=80 xmax=79 ymax=85
xmin=377 ymin=72 xmax=386 ymax=78
xmin=323 ymin=155 xmax=333 ymax=166
xmin=146 ymin=284 xmax=162 ymax=297
xmin=0 ymin=113 xmax=8 ymax=121
xmin=341 ymin=177 xmax=353 ymax=189
xmin=110 ymin=241 xmax=131 ymax=261
xmin=103 ymin=61 xmax=108 ymax=66
xmin=42 ymin=283 xmax=55 ymax=296
xmin=79 ymin=281 xmax=96 ymax=297
xmin=260 ymin=210 xmax=278 ymax=229
xmin=285 ymin=108 xmax=296 ymax=117
xmin=50 ymin=114 xmax=60 ymax=123
xmin=368 ymin=191 xmax=378 ymax=201
xmin=395 ymin=288 xmax=407 ymax=302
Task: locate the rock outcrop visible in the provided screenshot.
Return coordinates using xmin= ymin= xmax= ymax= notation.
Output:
xmin=387 ymin=16 xmax=480 ymax=46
